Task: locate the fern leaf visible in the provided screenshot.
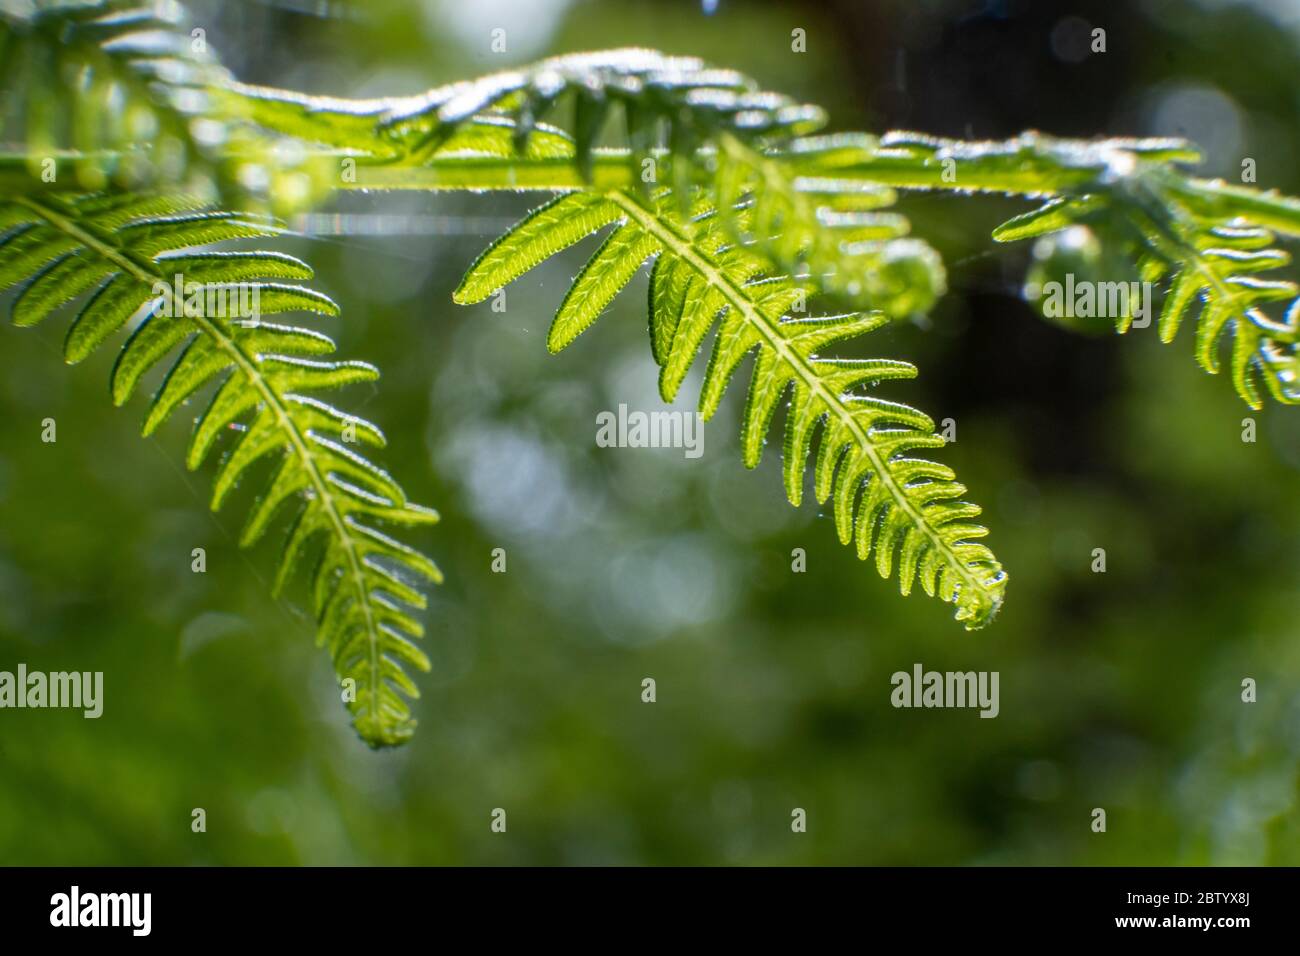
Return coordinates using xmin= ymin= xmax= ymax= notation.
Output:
xmin=455 ymin=190 xmax=1006 ymax=628
xmin=988 ymin=166 xmax=1300 ymax=408
xmin=710 ymin=132 xmax=947 ymax=316
xmin=0 ymin=192 xmax=440 ymax=747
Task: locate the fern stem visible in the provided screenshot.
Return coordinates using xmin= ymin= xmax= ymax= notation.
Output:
xmin=14 ymin=196 xmax=389 ymax=732
xmin=338 ymin=150 xmax=1083 ymax=197
xmin=605 ymin=190 xmax=999 ymax=611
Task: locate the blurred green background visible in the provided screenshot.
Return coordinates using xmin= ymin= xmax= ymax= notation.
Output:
xmin=1 ymin=0 xmax=1298 ymax=865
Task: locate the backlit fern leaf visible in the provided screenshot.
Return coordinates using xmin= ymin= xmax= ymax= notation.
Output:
xmin=865 ymin=132 xmax=1300 ymax=407
xmin=1124 ymin=212 xmax=1296 ymax=409
xmin=455 ymin=190 xmax=1006 ymax=628
xmin=0 ymin=191 xmax=440 ymax=747
xmin=989 ymin=164 xmax=1300 ymax=408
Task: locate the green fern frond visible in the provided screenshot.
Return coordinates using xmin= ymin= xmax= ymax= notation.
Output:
xmin=1117 ymin=202 xmax=1294 ymax=408
xmin=0 ymin=191 xmax=440 ymax=746
xmin=229 ymin=50 xmax=946 ymax=317
xmin=0 ymin=0 xmax=338 ymax=211
xmin=843 ymin=132 xmax=1300 ymax=407
xmin=454 ymin=189 xmax=1006 ymax=629
xmin=990 ymin=170 xmax=1300 ymax=408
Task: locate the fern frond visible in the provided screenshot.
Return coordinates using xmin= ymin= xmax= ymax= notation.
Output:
xmin=841 ymin=132 xmax=1300 ymax=407
xmin=1123 ymin=192 xmax=1297 ymax=408
xmin=1 ymin=1 xmax=228 ymax=190
xmin=989 ymin=169 xmax=1300 ymax=408
xmin=0 ymin=191 xmax=440 ymax=746
xmin=454 ymin=190 xmax=1006 ymax=628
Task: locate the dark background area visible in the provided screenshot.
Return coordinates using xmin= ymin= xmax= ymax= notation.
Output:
xmin=0 ymin=0 xmax=1297 ymax=864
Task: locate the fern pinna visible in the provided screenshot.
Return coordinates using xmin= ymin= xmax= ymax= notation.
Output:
xmin=455 ymin=190 xmax=1006 ymax=628
xmin=0 ymin=193 xmax=440 ymax=747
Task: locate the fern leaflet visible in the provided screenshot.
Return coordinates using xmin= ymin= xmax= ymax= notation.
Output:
xmin=0 ymin=191 xmax=440 ymax=747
